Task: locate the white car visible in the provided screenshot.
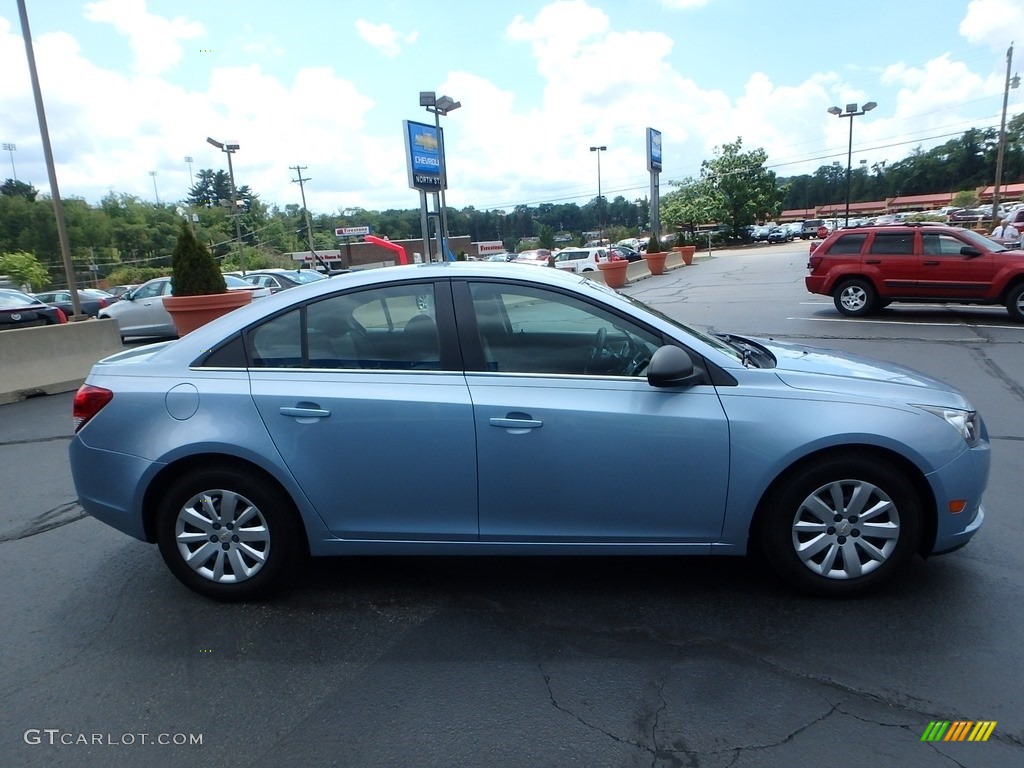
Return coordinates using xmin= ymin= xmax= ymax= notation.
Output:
xmin=551 ymin=247 xmax=614 ymax=274
xmin=98 ymin=275 xmax=270 ymax=339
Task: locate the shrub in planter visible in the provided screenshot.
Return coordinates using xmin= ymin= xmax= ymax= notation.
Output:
xmin=171 ymin=221 xmax=226 ymax=296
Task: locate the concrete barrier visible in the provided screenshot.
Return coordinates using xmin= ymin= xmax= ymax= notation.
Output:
xmin=0 ymin=319 xmax=123 ymax=404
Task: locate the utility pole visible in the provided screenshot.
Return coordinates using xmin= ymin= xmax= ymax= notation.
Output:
xmin=289 ymin=165 xmax=330 ymax=272
xmin=992 ymin=43 xmax=1020 ymax=227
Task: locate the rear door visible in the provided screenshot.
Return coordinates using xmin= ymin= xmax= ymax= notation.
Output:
xmin=248 ymin=279 xmax=479 ymax=540
xmin=864 ymin=230 xmax=920 ymax=296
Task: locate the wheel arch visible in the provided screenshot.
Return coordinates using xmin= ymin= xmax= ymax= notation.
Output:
xmin=749 ymin=444 xmax=937 ymax=557
xmin=141 ymin=453 xmax=310 ymax=556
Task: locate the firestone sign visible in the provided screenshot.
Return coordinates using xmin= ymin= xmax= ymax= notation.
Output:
xmin=404 ymin=120 xmax=444 ymax=192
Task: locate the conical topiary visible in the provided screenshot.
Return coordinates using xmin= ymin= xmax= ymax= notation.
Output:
xmin=646 ymin=233 xmax=662 ymax=253
xmin=171 ymin=220 xmax=227 ymax=296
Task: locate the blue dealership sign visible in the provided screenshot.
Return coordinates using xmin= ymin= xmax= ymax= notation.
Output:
xmin=404 ymin=120 xmax=444 ymax=192
xmin=647 ymin=127 xmax=662 ymax=173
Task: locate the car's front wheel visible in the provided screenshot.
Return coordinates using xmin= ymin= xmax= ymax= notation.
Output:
xmin=156 ymin=468 xmax=300 ymax=601
xmin=833 ymin=278 xmax=877 ymax=317
xmin=759 ymin=455 xmax=921 ymax=596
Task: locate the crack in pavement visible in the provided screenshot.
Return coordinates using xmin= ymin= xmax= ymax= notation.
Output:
xmin=0 ymin=434 xmax=72 ymax=447
xmin=0 ymin=500 xmax=87 ymax=543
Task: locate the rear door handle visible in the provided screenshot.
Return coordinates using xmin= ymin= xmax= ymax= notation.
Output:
xmin=923 ymin=260 xmax=940 ymax=266
xmin=865 ymin=259 xmax=881 ymax=264
xmin=489 ymin=417 xmax=543 ymax=430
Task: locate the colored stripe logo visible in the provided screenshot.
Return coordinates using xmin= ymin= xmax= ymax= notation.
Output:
xmin=921 ymin=721 xmax=996 ymax=742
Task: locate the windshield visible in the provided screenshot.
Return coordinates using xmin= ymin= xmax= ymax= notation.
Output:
xmin=289 ymin=271 xmax=326 ymax=284
xmin=612 ymin=290 xmax=749 ymax=364
xmin=959 ymin=228 xmax=1009 ymax=252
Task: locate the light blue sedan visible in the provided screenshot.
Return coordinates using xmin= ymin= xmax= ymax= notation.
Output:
xmin=69 ymin=263 xmax=989 ymax=600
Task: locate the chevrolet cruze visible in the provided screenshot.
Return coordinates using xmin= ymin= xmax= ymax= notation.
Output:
xmin=70 ymin=263 xmax=989 ymax=600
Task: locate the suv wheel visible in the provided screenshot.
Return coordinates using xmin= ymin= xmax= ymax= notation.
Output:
xmin=1007 ymin=283 xmax=1024 ymax=323
xmin=834 ymin=278 xmax=877 ymax=317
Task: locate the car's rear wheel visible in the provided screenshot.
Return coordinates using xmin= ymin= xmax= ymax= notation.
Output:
xmin=833 ymin=278 xmax=877 ymax=317
xmin=156 ymin=468 xmax=300 ymax=601
xmin=759 ymin=455 xmax=921 ymax=596
xmin=1006 ymin=283 xmax=1024 ymax=323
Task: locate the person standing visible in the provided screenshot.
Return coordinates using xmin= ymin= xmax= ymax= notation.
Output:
xmin=991 ymin=218 xmax=1019 ymax=239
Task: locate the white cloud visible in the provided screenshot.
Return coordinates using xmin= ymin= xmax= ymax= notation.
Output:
xmin=83 ymin=0 xmax=204 ymax=76
xmin=354 ymin=20 xmax=419 ymax=58
xmin=959 ymin=0 xmax=1023 ymax=46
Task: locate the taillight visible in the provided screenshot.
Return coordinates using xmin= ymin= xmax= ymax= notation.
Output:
xmin=808 ymin=255 xmax=823 ymax=270
xmin=56 ymin=307 xmax=68 ymax=323
xmin=73 ymin=384 xmax=113 ymax=432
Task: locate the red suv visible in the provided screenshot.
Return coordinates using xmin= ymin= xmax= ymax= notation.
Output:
xmin=805 ymin=224 xmax=1024 ymax=322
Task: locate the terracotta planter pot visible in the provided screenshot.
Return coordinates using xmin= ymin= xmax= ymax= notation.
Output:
xmin=642 ymin=251 xmax=667 ymax=275
xmin=164 ymin=291 xmax=252 ymax=336
xmin=673 ymin=245 xmax=696 ymax=266
xmin=597 ymin=259 xmax=630 ymax=289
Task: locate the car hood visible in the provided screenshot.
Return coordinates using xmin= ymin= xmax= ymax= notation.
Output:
xmin=753 ymin=338 xmax=972 ymax=408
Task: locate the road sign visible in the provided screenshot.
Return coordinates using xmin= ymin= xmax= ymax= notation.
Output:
xmin=816 ymin=225 xmax=829 ymax=239
xmin=335 ymin=226 xmax=370 ymax=237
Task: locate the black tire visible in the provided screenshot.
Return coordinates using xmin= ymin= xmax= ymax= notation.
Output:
xmin=1006 ymin=283 xmax=1024 ymax=323
xmin=156 ymin=468 xmax=300 ymax=601
xmin=833 ymin=278 xmax=878 ymax=317
xmin=759 ymin=455 xmax=921 ymax=597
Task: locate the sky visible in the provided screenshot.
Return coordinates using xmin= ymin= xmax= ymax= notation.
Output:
xmin=1 ymin=0 xmax=1022 ymax=219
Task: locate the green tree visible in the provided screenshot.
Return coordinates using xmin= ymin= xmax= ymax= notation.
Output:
xmin=697 ymin=138 xmax=784 ymax=237
xmin=661 ymin=177 xmax=722 ymax=239
xmin=0 ymin=250 xmax=49 ymax=290
xmin=1 ymin=179 xmax=39 ymax=202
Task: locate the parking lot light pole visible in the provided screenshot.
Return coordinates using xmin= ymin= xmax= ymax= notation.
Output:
xmin=2 ymin=142 xmax=16 ymax=182
xmin=206 ymin=136 xmax=245 ymax=274
xmin=590 ymin=145 xmax=606 ymax=242
xmin=828 ymin=101 xmax=876 ymax=229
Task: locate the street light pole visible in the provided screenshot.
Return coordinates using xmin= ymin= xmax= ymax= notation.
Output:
xmin=2 ymin=143 xmax=16 ymax=182
xmin=206 ymin=136 xmax=245 ymax=274
xmin=827 ymin=101 xmax=877 ymax=228
xmin=184 ymin=155 xmax=194 ymax=186
xmin=590 ymin=145 xmax=606 ymax=242
xmin=149 ymin=170 xmax=159 ymax=204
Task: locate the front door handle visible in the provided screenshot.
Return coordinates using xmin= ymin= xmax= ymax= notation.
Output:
xmin=923 ymin=260 xmax=940 ymax=266
xmin=280 ymin=405 xmax=331 ymax=421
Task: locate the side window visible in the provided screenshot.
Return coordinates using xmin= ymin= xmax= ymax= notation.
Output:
xmin=134 ymin=282 xmax=164 ymax=299
xmin=826 ymin=234 xmax=867 ymax=255
xmin=922 ymin=234 xmax=969 ymax=256
xmin=248 ymin=283 xmax=440 ymax=370
xmin=249 ymin=308 xmax=303 ymax=368
xmin=869 ymin=233 xmax=915 ymax=255
xmin=468 ymin=283 xmax=660 ymax=376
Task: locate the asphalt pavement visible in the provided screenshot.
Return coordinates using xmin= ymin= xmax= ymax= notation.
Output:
xmin=2 ymin=243 xmax=1022 ymax=767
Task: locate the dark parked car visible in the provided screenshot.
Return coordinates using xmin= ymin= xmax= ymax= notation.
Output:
xmin=32 ymin=288 xmax=115 ymax=317
xmin=766 ymin=227 xmax=793 ymax=243
xmin=606 ymin=245 xmax=643 ymax=262
xmin=240 ymin=269 xmax=327 ymax=293
xmin=0 ymin=289 xmax=68 ymax=329
xmin=70 ymin=263 xmax=988 ymax=601
xmin=805 ymin=223 xmax=1024 ymax=320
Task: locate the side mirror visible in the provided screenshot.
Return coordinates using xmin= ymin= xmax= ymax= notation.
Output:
xmin=960 ymin=246 xmax=982 ymax=258
xmin=647 ymin=345 xmax=705 ymax=388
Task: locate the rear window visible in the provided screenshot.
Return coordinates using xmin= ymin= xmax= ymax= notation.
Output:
xmin=869 ymin=232 xmax=915 ymax=255
xmin=826 ymin=233 xmax=867 ymax=255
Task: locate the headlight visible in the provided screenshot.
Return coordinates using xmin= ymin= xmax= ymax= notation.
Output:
xmin=916 ymin=405 xmax=981 ymax=447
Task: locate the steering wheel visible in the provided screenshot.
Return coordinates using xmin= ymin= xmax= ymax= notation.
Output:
xmin=585 ymin=327 xmax=608 ymax=373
